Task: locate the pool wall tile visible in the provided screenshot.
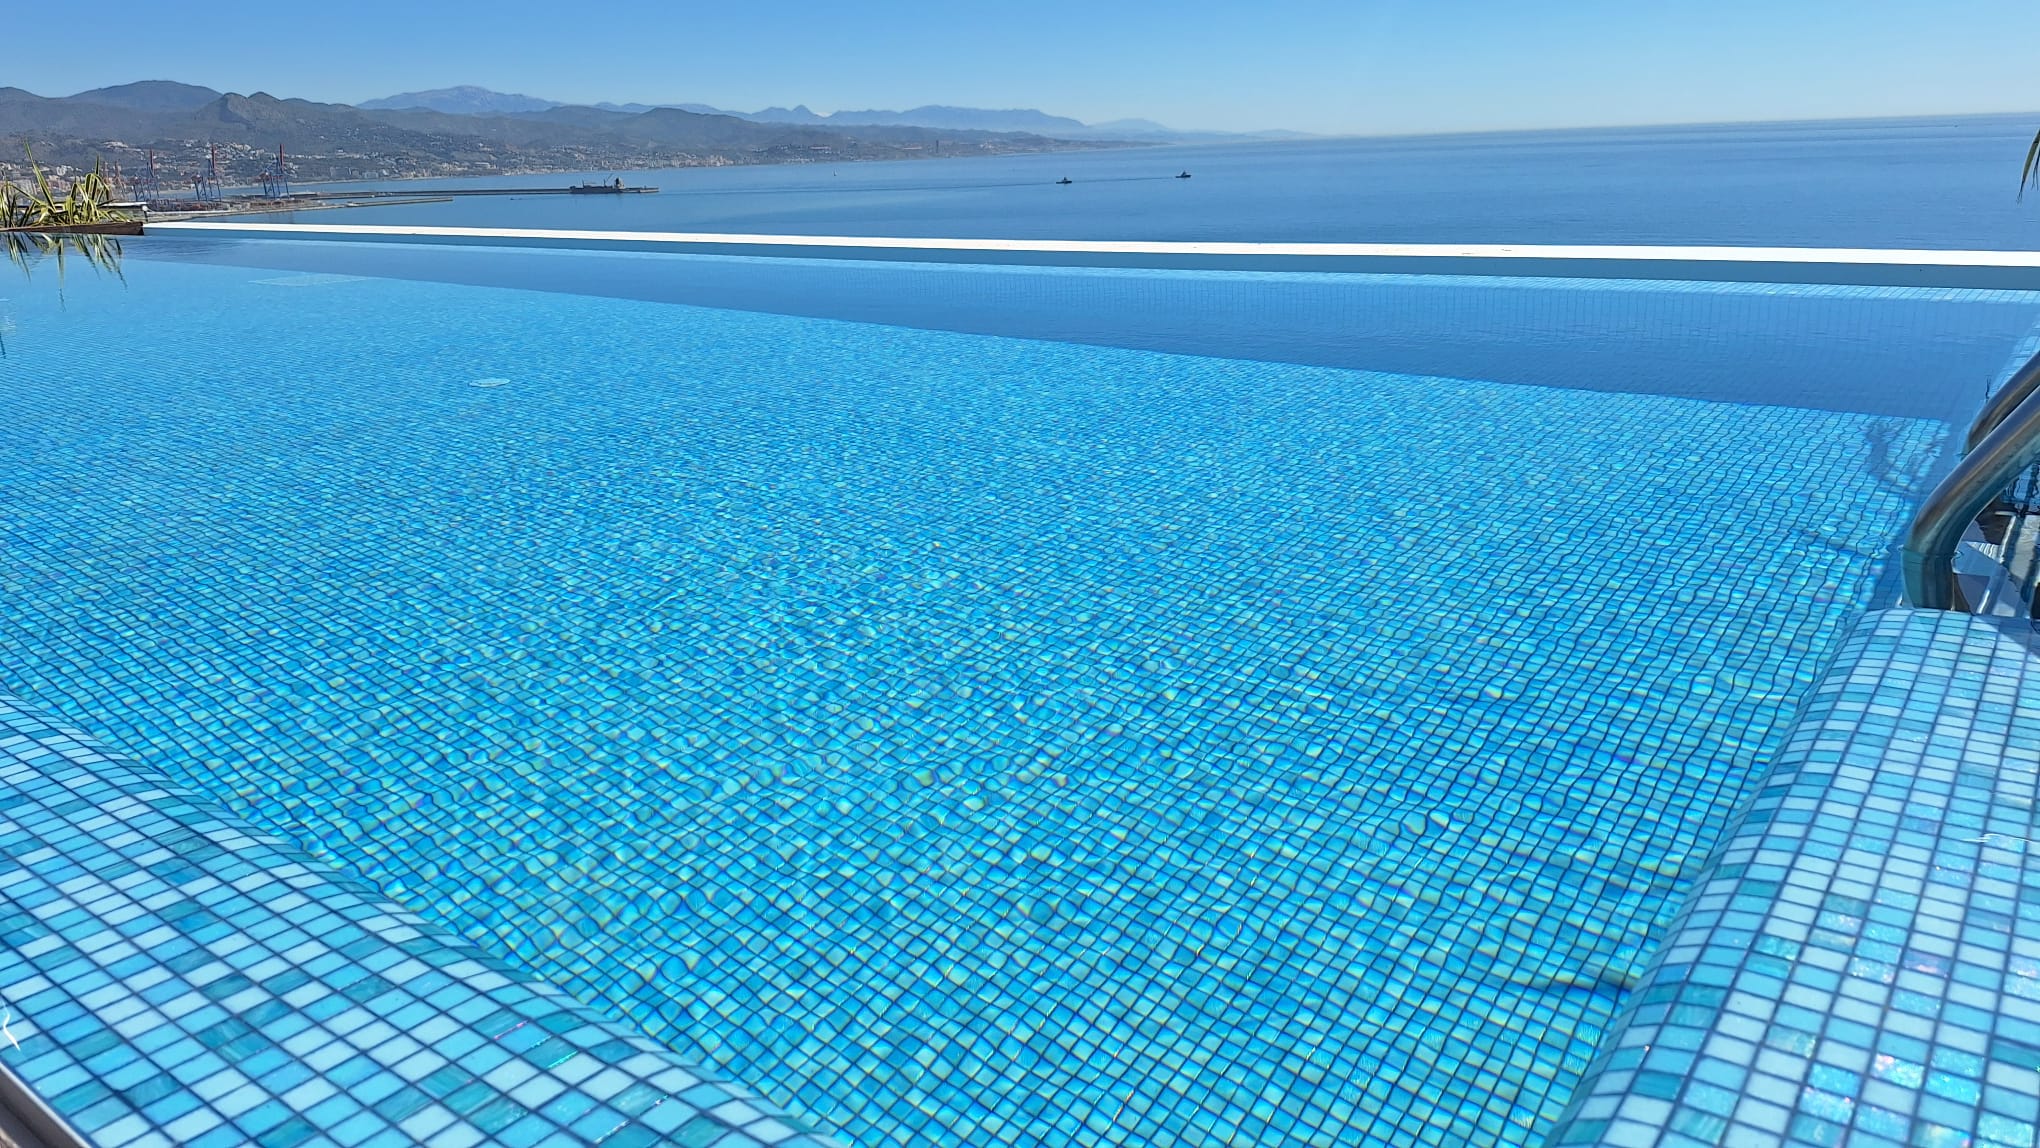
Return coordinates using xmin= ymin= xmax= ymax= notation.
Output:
xmin=0 ymin=691 xmax=841 ymax=1148
xmin=1546 ymin=607 xmax=2040 ymax=1147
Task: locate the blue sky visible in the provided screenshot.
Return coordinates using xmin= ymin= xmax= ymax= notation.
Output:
xmin=14 ymin=0 xmax=2040 ymax=134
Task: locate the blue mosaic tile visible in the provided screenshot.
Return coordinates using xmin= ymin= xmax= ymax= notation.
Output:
xmin=4 ymin=254 xmax=2038 ymax=1145
xmin=1547 ymin=608 xmax=2040 ymax=1147
xmin=0 ymin=694 xmax=838 ymax=1148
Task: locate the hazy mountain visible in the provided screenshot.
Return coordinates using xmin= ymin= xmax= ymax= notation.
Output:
xmin=348 ymin=86 xmax=1300 ymax=141
xmin=593 ymin=102 xmax=729 ymax=117
xmin=2 ymin=80 xmax=1294 ymax=180
xmin=360 ymin=85 xmax=561 ymax=115
xmin=0 ymin=82 xmax=1121 ymax=184
xmin=0 ymin=86 xmax=178 ymax=138
xmin=816 ymin=106 xmax=1091 ymax=133
xmin=749 ymin=104 xmax=827 ymax=125
xmin=69 ymin=80 xmax=223 ymax=112
xmin=1087 ymin=118 xmax=1175 ymax=136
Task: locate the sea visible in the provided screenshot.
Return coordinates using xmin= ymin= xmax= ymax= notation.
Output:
xmin=249 ymin=113 xmax=2040 ymax=248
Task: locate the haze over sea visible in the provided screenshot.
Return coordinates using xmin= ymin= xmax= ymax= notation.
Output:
xmin=255 ymin=114 xmax=2040 ymax=248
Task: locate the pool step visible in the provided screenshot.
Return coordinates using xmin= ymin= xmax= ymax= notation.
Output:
xmin=1545 ymin=607 xmax=2040 ymax=1147
xmin=0 ymin=691 xmax=842 ymax=1148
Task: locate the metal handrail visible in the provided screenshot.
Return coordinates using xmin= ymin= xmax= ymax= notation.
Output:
xmin=1964 ymin=348 xmax=2040 ymax=455
xmin=0 ymin=1058 xmax=90 ymax=1148
xmin=1902 ymin=377 xmax=2040 ymax=609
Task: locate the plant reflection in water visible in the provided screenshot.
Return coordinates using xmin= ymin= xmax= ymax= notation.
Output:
xmin=1 ymin=232 xmax=124 ymax=355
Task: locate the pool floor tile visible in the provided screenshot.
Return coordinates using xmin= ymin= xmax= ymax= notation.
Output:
xmin=0 ymin=694 xmax=840 ymax=1148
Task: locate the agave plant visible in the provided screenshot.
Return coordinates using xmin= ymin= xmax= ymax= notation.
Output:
xmin=22 ymin=148 xmax=62 ymax=226
xmin=2026 ymin=128 xmax=2040 ymax=200
xmin=5 ymin=149 xmax=130 ymax=229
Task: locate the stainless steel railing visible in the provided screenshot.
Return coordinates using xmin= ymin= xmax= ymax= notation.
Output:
xmin=1902 ymin=348 xmax=2040 ymax=610
xmin=0 ymin=1059 xmax=90 ymax=1148
xmin=1964 ymin=349 xmax=2040 ymax=454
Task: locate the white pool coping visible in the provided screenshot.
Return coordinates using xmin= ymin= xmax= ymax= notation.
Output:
xmin=145 ymin=222 xmax=2040 ymax=288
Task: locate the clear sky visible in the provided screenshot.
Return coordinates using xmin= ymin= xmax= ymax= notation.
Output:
xmin=11 ymin=0 xmax=2040 ymax=135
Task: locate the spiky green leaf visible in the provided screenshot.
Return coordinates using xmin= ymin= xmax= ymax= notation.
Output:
xmin=2023 ymin=128 xmax=2040 ymax=201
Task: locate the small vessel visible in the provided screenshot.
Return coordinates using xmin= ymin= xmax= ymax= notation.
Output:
xmin=569 ymin=178 xmax=657 ymax=195
xmin=1056 ymin=177 xmax=1073 ymax=185
xmin=1176 ymin=171 xmax=1193 ymax=179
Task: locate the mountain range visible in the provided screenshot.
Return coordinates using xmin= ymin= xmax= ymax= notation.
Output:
xmin=359 ymin=85 xmax=1303 ymax=142
xmin=0 ymin=81 xmax=1123 ymax=186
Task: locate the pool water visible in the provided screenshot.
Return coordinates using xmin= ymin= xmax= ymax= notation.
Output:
xmin=0 ymin=253 xmax=2029 ymax=1145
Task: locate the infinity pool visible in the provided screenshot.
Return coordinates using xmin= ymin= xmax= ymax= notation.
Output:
xmin=1 ymin=244 xmax=2034 ymax=1146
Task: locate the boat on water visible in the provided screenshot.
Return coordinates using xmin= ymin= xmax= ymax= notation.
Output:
xmin=1176 ymin=171 xmax=1193 ymax=179
xmin=568 ymin=179 xmax=656 ymax=195
xmin=1056 ymin=177 xmax=1074 ymax=185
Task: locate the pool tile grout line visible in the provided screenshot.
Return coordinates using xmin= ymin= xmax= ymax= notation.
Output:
xmin=1545 ymin=607 xmax=2040 ymax=1148
xmin=0 ymin=689 xmax=842 ymax=1148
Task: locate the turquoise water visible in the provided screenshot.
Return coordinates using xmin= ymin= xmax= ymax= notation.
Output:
xmin=0 ymin=253 xmax=2032 ymax=1144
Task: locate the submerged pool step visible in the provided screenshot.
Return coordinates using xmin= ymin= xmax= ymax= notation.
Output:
xmin=0 ymin=693 xmax=839 ymax=1148
xmin=1545 ymin=607 xmax=2040 ymax=1148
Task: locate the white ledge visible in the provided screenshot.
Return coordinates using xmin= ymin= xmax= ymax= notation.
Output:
xmin=143 ymin=222 xmax=2040 ymax=287
xmin=143 ymin=222 xmax=2040 ymax=264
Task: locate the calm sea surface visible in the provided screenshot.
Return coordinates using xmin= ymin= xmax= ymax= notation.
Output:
xmin=255 ymin=113 xmax=2040 ymax=247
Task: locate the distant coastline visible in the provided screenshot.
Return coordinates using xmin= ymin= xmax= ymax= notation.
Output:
xmin=261 ymin=139 xmax=1156 ymax=192
xmin=0 ymin=81 xmax=1147 ymax=187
